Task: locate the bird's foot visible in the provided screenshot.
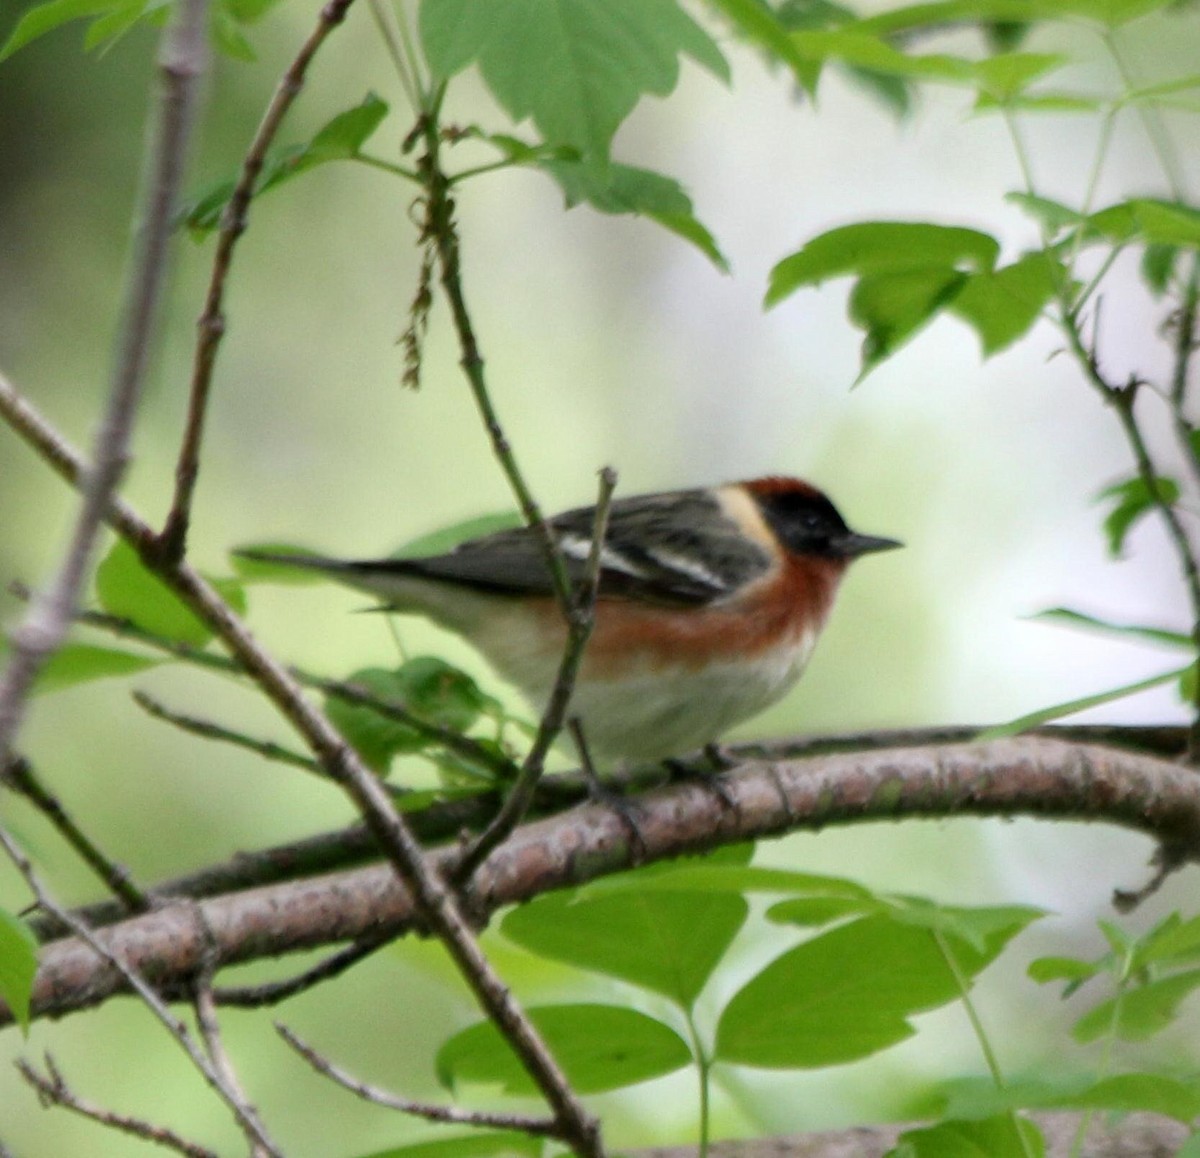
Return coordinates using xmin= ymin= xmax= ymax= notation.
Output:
xmin=569 ymin=718 xmax=647 ymax=863
xmin=662 ymin=749 xmax=740 ymax=814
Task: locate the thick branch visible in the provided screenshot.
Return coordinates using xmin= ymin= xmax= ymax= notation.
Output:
xmin=629 ymin=1110 xmax=1186 ymax=1157
xmin=9 ymin=736 xmax=1198 ymax=1029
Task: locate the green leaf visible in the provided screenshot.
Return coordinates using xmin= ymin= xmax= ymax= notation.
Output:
xmin=0 ymin=908 xmax=37 ymax=1034
xmin=210 ymin=7 xmax=256 ymax=61
xmin=436 ymin=1004 xmax=690 ymax=1094
xmin=978 ymin=666 xmax=1189 ymax=739
xmin=890 ymin=1114 xmax=1044 ymax=1158
xmin=325 ymin=660 xmax=496 ymax=771
xmin=356 ymin=1133 xmax=541 ymax=1158
xmin=34 ymin=642 xmax=161 ymax=693
xmin=81 ymin=0 xmax=148 ymax=54
xmin=1031 ymin=607 xmax=1191 ymax=650
xmin=1098 ymin=475 xmax=1181 ymax=557
xmin=709 ymin=0 xmax=821 ymax=95
xmin=1074 ymin=968 xmax=1200 ymax=1043
xmin=1136 ymin=912 xmax=1200 ymax=968
xmin=1006 ymin=191 xmax=1085 ymax=236
xmin=538 ymin=158 xmax=728 ymax=269
xmin=302 ymin=93 xmax=390 ymax=163
xmin=183 ymin=95 xmax=389 ymax=237
xmin=1 ymin=0 xmax=118 ymax=61
xmin=1028 ymin=955 xmax=1103 ymax=984
xmin=882 ymin=899 xmax=1043 ymax=954
xmin=850 ymin=267 xmax=968 ymax=374
xmin=1142 ymin=244 xmax=1178 ymax=295
xmin=419 ymin=0 xmax=729 ymax=166
xmin=766 ymin=894 xmax=876 ymax=926
xmin=949 ymin=251 xmax=1064 ymax=354
xmin=95 ymin=540 xmax=245 ymax=646
xmin=937 ymin=1071 xmax=1200 ymax=1123
xmin=584 ymin=862 xmax=875 ymax=901
xmin=789 ymin=27 xmax=977 ymax=83
xmin=501 ymin=885 xmax=747 ymax=1007
xmin=222 ymin=0 xmax=286 ymax=22
xmin=767 ymin=221 xmax=999 ymax=305
xmin=716 ymin=910 xmax=1027 ymax=1068
xmin=971 ymin=51 xmax=1067 ymax=101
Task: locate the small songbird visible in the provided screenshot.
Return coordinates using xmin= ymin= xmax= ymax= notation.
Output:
xmin=244 ymin=477 xmax=900 ymax=762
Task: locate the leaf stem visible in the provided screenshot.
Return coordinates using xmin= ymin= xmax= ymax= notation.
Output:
xmin=415 ymin=103 xmax=574 ymax=609
xmin=933 ymin=928 xmax=1035 ymax=1158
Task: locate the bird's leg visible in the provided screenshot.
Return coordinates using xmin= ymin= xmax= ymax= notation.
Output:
xmin=662 ymin=745 xmax=740 ymax=813
xmin=702 ymin=742 xmax=737 ymax=771
xmin=568 ymin=718 xmax=647 ymax=863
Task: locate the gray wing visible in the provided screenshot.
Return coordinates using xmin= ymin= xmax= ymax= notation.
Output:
xmin=353 ymin=489 xmax=774 ymax=607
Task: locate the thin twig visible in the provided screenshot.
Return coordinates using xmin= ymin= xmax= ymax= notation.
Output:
xmin=1169 ymin=257 xmax=1200 ymax=490
xmin=0 ymin=0 xmax=209 ymax=763
xmin=0 ymin=369 xmax=604 ymax=1158
xmin=454 ymin=467 xmax=617 ymax=881
xmin=10 ymin=590 xmax=520 ymax=782
xmin=133 ymin=690 xmax=322 ymax=774
xmin=0 ymin=822 xmax=281 ymax=1155
xmin=1062 ymin=308 xmax=1200 ymax=760
xmin=415 ymin=102 xmax=574 ymax=610
xmin=154 ymin=0 xmax=359 ymax=565
xmin=1 ymin=755 xmax=149 ymax=913
xmin=212 ymin=932 xmax=393 ymax=1007
xmin=277 ymin=1023 xmax=564 ymax=1137
xmin=18 ymin=1055 xmax=219 ymax=1158
xmin=191 ymin=970 xmax=278 ymax=1158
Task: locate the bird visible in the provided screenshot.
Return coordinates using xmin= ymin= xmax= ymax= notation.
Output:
xmin=242 ymin=477 xmax=900 ymax=764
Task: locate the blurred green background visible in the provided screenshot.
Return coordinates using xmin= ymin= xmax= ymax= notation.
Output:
xmin=1 ymin=3 xmax=1197 ymax=1155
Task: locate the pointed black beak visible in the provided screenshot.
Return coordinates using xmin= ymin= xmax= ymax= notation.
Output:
xmin=833 ymin=531 xmax=904 ymax=558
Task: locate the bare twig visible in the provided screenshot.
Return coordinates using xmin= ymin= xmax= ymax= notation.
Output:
xmin=12 ymin=736 xmax=1200 ymax=1030
xmin=0 ymin=370 xmax=604 ymax=1158
xmin=454 ymin=466 xmax=617 ymax=880
xmin=18 ymin=1055 xmax=219 ymax=1158
xmin=1 ymin=755 xmax=149 ymax=913
xmin=1063 ymin=309 xmax=1200 ymax=759
xmin=191 ymin=970 xmax=278 ymax=1158
xmin=154 ymin=0 xmax=359 ymax=564
xmin=133 ymin=690 xmax=322 ymax=774
xmin=33 ymin=593 xmax=518 ymax=779
xmin=0 ymin=822 xmax=281 ymax=1153
xmin=277 ymin=1023 xmax=564 ymax=1136
xmin=212 ymin=932 xmax=393 ymax=1007
xmin=0 ymin=0 xmax=209 ymax=763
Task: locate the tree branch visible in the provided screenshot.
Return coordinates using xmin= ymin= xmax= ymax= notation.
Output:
xmin=26 ymin=724 xmax=1187 ymax=942
xmin=154 ymin=0 xmax=359 ymax=564
xmin=8 ymin=736 xmax=1197 ymax=1030
xmin=0 ymin=368 xmax=603 ymax=1158
xmin=0 ymin=0 xmax=208 ymax=763
xmin=18 ymin=1054 xmax=219 ymax=1158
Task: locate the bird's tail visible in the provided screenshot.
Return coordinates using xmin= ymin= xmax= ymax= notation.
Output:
xmin=233 ymin=547 xmax=456 ymax=614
